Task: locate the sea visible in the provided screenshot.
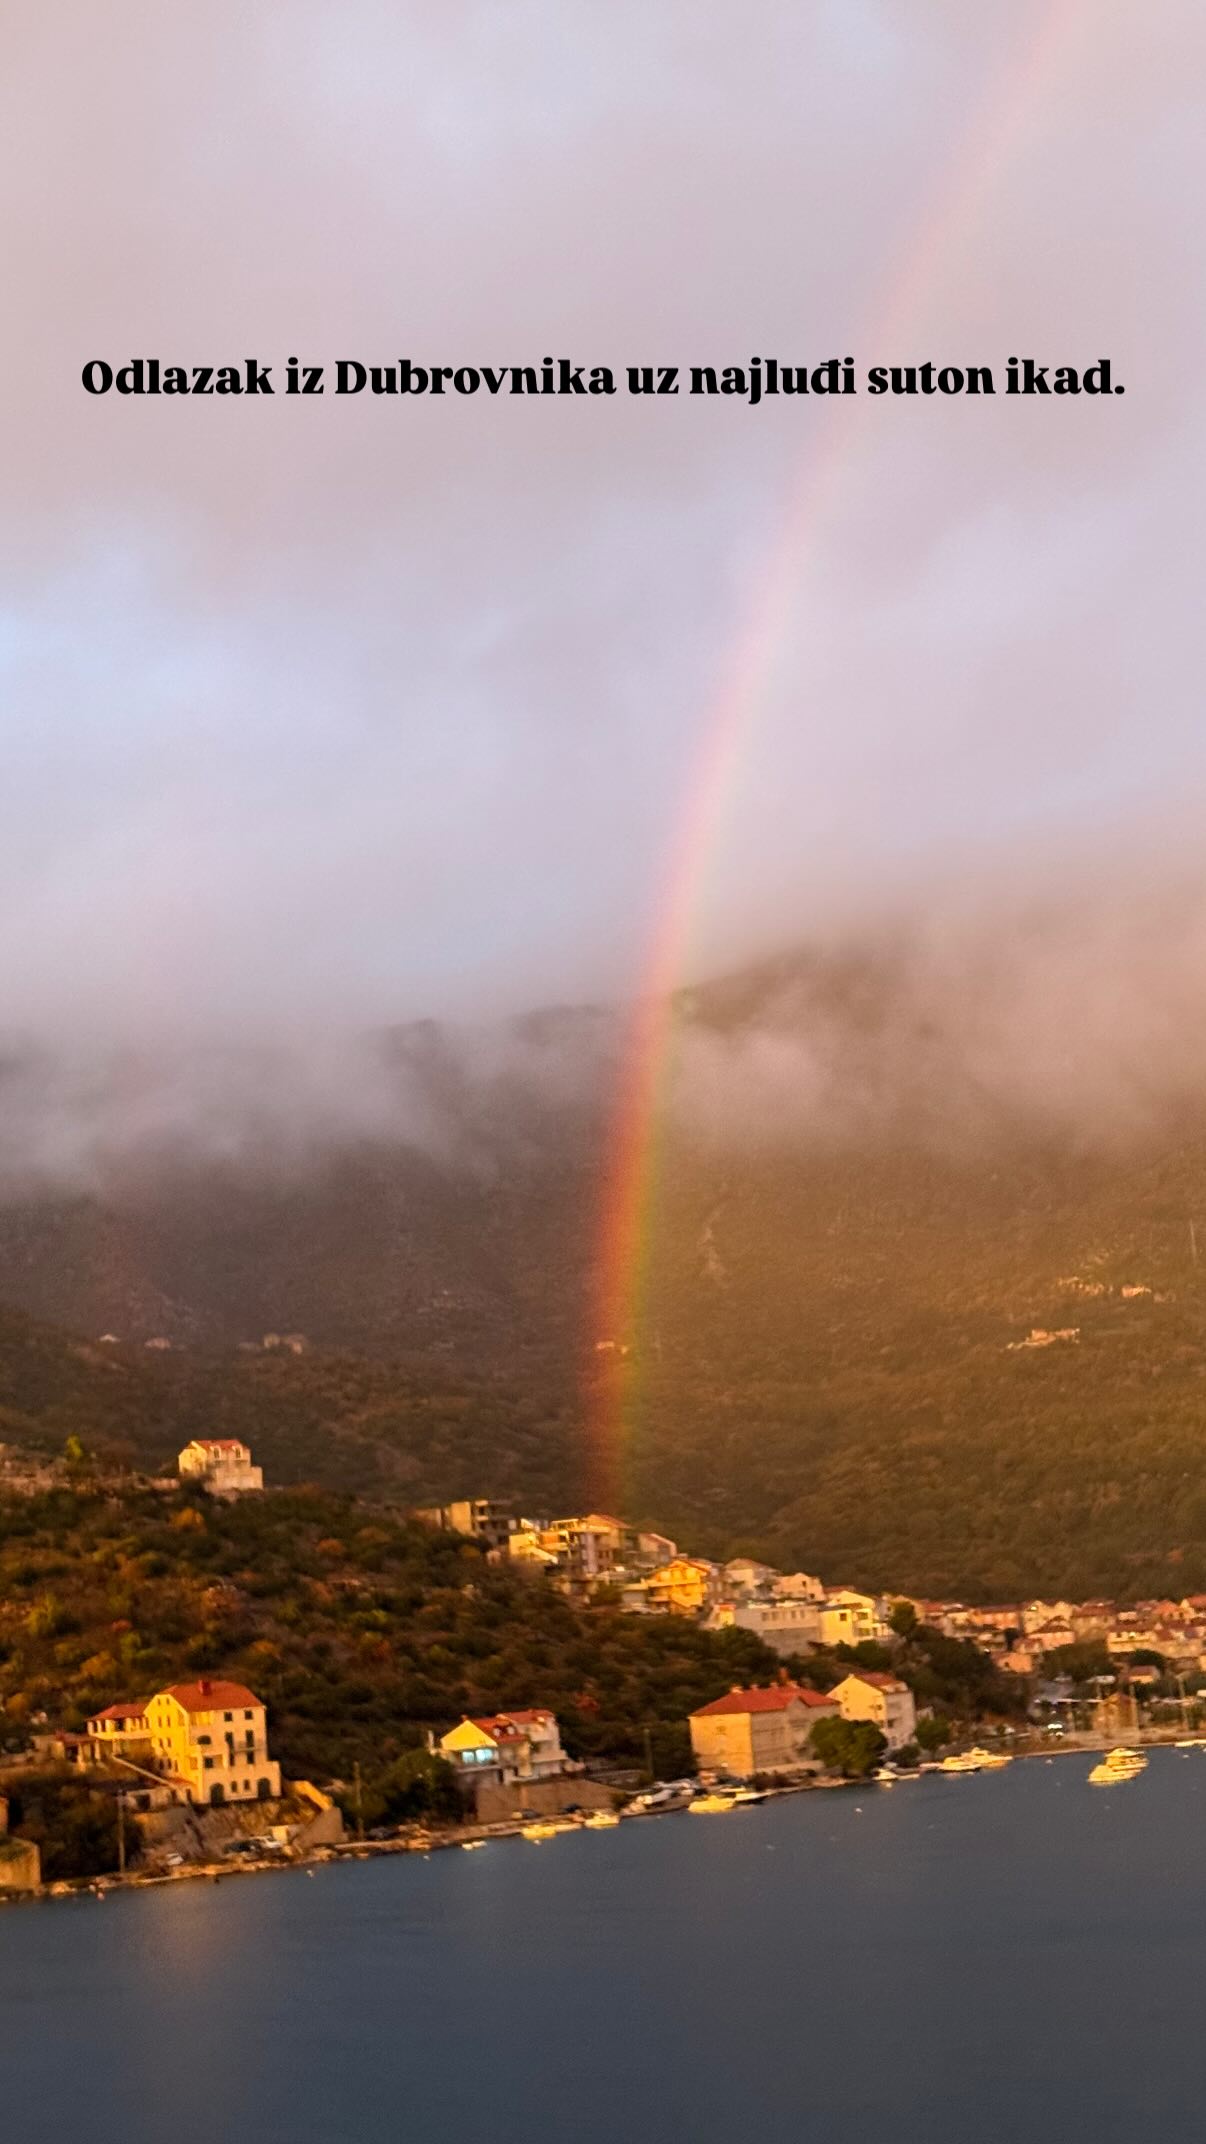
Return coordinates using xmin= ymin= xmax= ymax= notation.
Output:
xmin=4 ymin=1747 xmax=1206 ymax=2144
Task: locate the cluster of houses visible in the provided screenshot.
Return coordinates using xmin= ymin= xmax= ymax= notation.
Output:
xmin=415 ymin=1498 xmax=1206 ymax=1690
xmin=413 ymin=1500 xmax=892 ymax=1640
xmin=919 ymin=1594 xmax=1206 ymax=1679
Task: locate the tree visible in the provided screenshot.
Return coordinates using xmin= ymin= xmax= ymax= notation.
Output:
xmin=915 ymin=1712 xmax=951 ymax=1752
xmin=810 ymin=1717 xmax=887 ymax=1778
xmin=889 ymin=1600 xmax=919 ymax=1638
xmin=352 ymin=1749 xmax=462 ymax=1828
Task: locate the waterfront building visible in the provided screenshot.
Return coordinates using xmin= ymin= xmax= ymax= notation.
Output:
xmin=177 ymin=1439 xmax=264 ymax=1496
xmin=689 ymin=1683 xmax=838 ymax=1778
xmin=434 ymin=1709 xmax=568 ymax=1787
xmin=831 ymin=1671 xmax=918 ymax=1751
xmin=86 ymin=1679 xmax=281 ymax=1806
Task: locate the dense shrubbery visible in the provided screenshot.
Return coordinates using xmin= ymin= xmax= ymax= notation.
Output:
xmin=0 ymin=1483 xmax=780 ymax=1800
xmin=2 ymin=1771 xmax=119 ymax=1881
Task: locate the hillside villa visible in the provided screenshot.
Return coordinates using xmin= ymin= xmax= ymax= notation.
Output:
xmin=177 ymin=1439 xmax=264 ymax=1496
xmin=87 ymin=1679 xmax=281 ymax=1805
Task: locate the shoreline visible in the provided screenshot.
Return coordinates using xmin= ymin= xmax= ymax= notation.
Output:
xmin=2 ymin=1729 xmax=1195 ymax=1912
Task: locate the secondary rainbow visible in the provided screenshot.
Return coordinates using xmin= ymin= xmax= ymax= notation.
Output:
xmin=586 ymin=0 xmax=1090 ymax=1510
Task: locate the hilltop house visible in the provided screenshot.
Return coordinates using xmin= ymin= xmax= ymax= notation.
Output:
xmin=689 ymin=1684 xmax=838 ymax=1778
xmin=433 ymin=1710 xmax=569 ymax=1789
xmin=831 ymin=1671 xmax=917 ymax=1751
xmin=177 ymin=1439 xmax=263 ymax=1496
xmin=87 ymin=1679 xmax=281 ymax=1805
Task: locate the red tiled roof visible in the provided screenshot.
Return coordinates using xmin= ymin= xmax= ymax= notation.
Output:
xmin=841 ymin=1671 xmax=908 ymax=1692
xmin=159 ymin=1680 xmax=261 ymax=1713
xmin=692 ymin=1683 xmax=833 ymax=1718
xmin=468 ymin=1710 xmax=551 ymax=1739
xmin=89 ymin=1702 xmax=148 ymax=1725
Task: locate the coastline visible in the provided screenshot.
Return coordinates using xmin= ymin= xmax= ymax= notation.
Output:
xmin=3 ymin=1726 xmax=1195 ymax=1914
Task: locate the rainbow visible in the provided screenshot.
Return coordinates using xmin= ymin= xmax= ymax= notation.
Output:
xmin=586 ymin=0 xmax=1090 ymax=1510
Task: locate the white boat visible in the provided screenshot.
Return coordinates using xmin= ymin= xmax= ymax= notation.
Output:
xmin=940 ymin=1752 xmax=984 ymax=1774
xmin=582 ymin=1811 xmax=620 ymax=1829
xmin=460 ymin=1840 xmax=486 ymax=1851
xmin=965 ymin=1745 xmax=1012 ymax=1770
xmin=730 ymin=1787 xmax=769 ymax=1804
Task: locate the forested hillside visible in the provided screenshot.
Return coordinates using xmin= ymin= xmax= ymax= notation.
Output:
xmin=5 ymin=947 xmax=1206 ymax=1598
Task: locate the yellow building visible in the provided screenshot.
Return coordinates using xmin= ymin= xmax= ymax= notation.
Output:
xmin=689 ymin=1684 xmax=838 ymax=1778
xmin=177 ymin=1439 xmax=263 ymax=1495
xmin=636 ymin=1557 xmax=717 ymax=1616
xmin=88 ymin=1679 xmax=281 ymax=1806
xmin=819 ymin=1589 xmax=886 ymax=1648
xmin=830 ymin=1671 xmax=917 ymax=1751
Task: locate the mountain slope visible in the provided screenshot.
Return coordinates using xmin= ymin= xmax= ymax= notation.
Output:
xmin=4 ymin=946 xmax=1206 ymax=1597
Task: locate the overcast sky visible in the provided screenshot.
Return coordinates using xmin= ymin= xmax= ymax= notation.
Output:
xmin=2 ymin=1 xmax=1204 ymax=1046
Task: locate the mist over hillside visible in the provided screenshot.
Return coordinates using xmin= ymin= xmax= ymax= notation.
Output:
xmin=6 ymin=886 xmax=1206 ymax=1600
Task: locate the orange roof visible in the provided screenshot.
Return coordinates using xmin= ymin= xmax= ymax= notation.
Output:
xmin=89 ymin=1702 xmax=148 ymax=1724
xmin=842 ymin=1671 xmax=908 ymax=1692
xmin=159 ymin=1680 xmax=261 ymax=1713
xmin=692 ymin=1683 xmax=834 ymax=1718
xmin=468 ymin=1710 xmax=552 ymax=1739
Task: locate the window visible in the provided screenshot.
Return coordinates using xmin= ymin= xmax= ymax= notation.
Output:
xmin=224 ymin=1712 xmax=233 ymax=1722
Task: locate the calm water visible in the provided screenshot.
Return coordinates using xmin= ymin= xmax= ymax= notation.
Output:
xmin=5 ymin=1749 xmax=1206 ymax=2142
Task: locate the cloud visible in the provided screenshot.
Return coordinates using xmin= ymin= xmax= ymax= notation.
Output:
xmin=0 ymin=0 xmax=1204 ymax=1063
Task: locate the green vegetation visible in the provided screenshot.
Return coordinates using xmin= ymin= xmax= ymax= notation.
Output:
xmin=0 ymin=1481 xmax=780 ymax=1800
xmin=10 ymin=1105 xmax=1206 ymax=1605
xmin=2 ymin=1772 xmax=119 ymax=1881
xmin=810 ymin=1718 xmax=886 ymax=1777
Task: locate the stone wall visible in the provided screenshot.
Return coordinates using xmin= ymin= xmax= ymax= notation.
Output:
xmin=0 ymin=1837 xmax=41 ymax=1892
xmin=473 ymin=1776 xmax=618 ymax=1824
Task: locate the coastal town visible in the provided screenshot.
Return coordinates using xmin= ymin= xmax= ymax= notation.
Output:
xmin=2 ymin=1436 xmax=1204 ymax=1902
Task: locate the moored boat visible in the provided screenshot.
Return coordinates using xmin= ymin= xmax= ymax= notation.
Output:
xmin=688 ymin=1792 xmax=736 ymax=1815
xmin=1088 ymin=1746 xmax=1148 ymax=1785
